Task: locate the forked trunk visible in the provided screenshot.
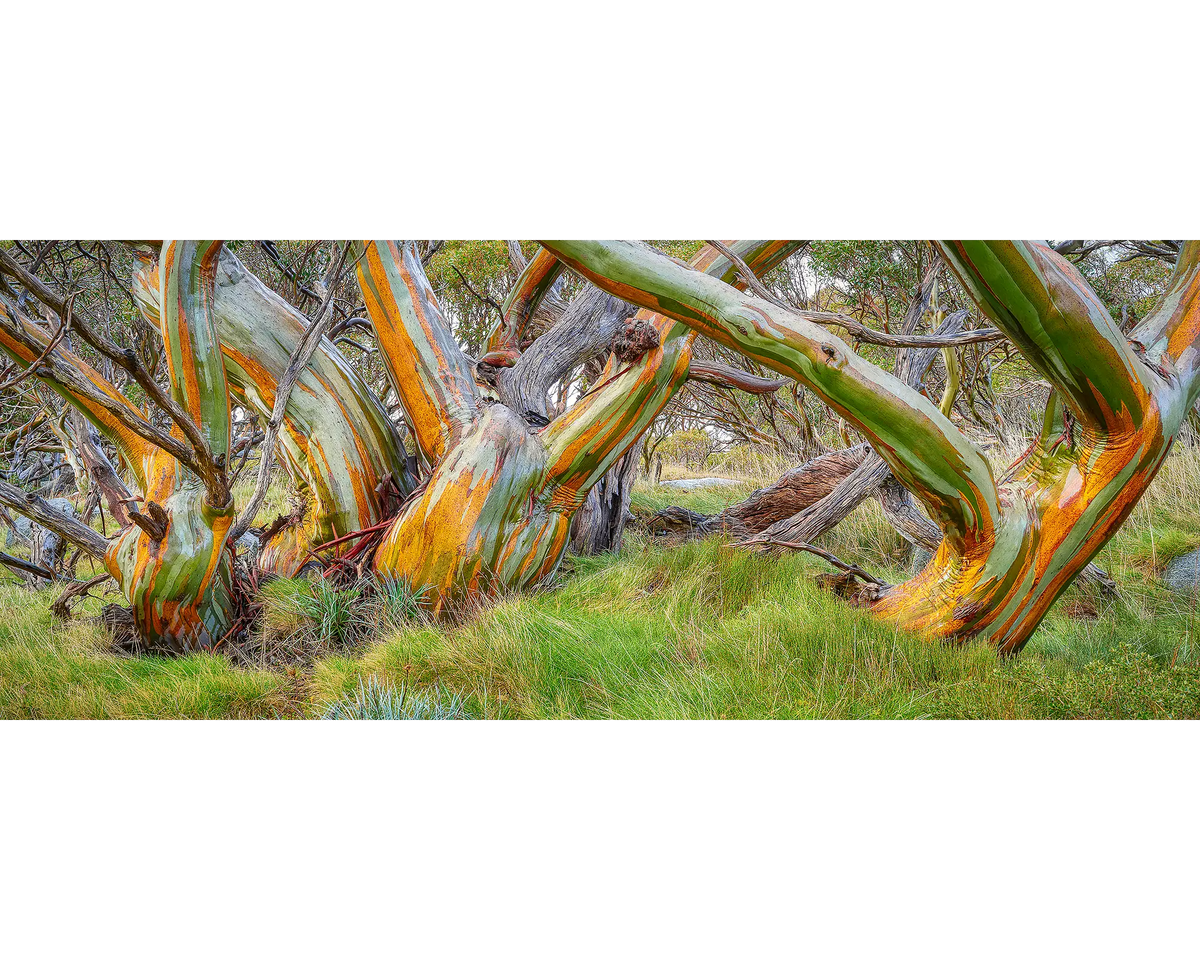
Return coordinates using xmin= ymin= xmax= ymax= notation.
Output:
xmin=543 ymin=239 xmax=1200 ymax=654
xmin=354 ymin=240 xmax=802 ymax=611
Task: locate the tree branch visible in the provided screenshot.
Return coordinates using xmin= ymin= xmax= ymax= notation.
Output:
xmin=352 ymin=240 xmax=480 ymax=464
xmin=0 ymin=478 xmax=109 ymax=560
xmin=541 ymin=240 xmax=998 ymax=551
xmin=686 ymin=360 xmax=785 ymax=394
xmin=937 ymin=241 xmax=1152 ymax=433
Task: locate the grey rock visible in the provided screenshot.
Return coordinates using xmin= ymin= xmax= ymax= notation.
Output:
xmin=659 ymin=477 xmax=743 ymax=491
xmin=909 ymin=546 xmax=934 ymax=574
xmin=5 ymin=497 xmax=77 ymax=547
xmin=1163 ymin=548 xmax=1200 ymax=593
xmin=231 ymin=531 xmax=261 ymax=564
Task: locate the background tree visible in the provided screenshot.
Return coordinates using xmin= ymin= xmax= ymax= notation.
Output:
xmin=542 ymin=239 xmax=1199 ymax=654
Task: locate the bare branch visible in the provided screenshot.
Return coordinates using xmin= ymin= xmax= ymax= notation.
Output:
xmin=230 ymin=242 xmax=352 ymax=540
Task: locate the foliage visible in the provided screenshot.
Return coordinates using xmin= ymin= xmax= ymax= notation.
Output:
xmin=657 ymin=428 xmax=716 ymax=470
xmin=1074 ymin=248 xmax=1173 ymax=326
xmin=320 ymin=675 xmax=470 ymax=720
xmin=425 ymin=240 xmax=518 ymax=355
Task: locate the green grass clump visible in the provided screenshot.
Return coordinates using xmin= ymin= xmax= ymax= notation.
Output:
xmin=0 ymin=583 xmax=290 ymax=719
xmin=320 ymin=675 xmax=470 ymax=720
xmin=7 ymin=445 xmax=1200 ymax=719
xmin=257 ymin=575 xmax=429 ymax=656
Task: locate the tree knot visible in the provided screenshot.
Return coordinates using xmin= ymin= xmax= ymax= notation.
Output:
xmin=611 ymin=319 xmax=661 ymax=363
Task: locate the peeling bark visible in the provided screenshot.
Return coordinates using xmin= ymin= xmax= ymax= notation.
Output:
xmin=544 ymin=239 xmax=1190 ymax=653
xmin=354 ymin=240 xmax=803 ymax=610
xmin=130 ymin=245 xmax=411 ymax=575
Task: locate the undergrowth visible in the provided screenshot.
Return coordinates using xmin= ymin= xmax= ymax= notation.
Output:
xmin=3 ymin=446 xmax=1200 ymax=719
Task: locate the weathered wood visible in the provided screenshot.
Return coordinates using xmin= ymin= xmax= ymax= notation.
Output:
xmin=67 ymin=409 xmax=131 ymax=527
xmin=650 ymin=446 xmax=871 ymax=540
xmin=544 ymin=238 xmax=1193 ymax=653
xmin=131 ymin=244 xmax=411 ymax=575
xmin=0 ymin=478 xmax=108 ymax=560
xmin=570 ymin=447 xmax=637 ymax=555
xmin=0 ymin=549 xmax=57 ymax=582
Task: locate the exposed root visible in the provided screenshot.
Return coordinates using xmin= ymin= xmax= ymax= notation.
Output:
xmin=49 ymin=573 xmax=111 ymax=620
xmin=814 ymin=571 xmax=888 ymax=605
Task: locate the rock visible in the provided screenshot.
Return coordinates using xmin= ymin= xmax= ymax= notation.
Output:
xmin=1163 ymin=548 xmax=1200 ymax=593
xmin=659 ymin=477 xmax=743 ymax=491
xmin=909 ymin=546 xmax=934 ymax=574
xmin=5 ymin=498 xmax=77 ymax=547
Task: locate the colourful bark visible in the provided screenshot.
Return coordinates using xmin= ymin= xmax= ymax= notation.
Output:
xmin=105 ymin=241 xmax=237 ymax=652
xmin=356 ymin=240 xmax=802 ymax=611
xmin=540 ymin=239 xmax=1200 ymax=654
xmin=130 ymin=246 xmax=411 ymax=575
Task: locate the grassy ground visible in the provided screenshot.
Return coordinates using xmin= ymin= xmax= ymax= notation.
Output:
xmin=4 ymin=449 xmax=1200 ymax=719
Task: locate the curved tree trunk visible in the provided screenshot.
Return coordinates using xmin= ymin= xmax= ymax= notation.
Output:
xmin=650 ymin=272 xmax=955 ymax=546
xmin=569 ymin=447 xmax=637 ymax=555
xmin=354 ymin=240 xmax=802 ymax=611
xmin=104 ymin=242 xmax=237 ymax=652
xmin=543 ymin=239 xmax=1197 ymax=654
xmin=130 ymin=245 xmax=412 ymax=576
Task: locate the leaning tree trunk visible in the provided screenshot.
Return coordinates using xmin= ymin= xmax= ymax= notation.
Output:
xmin=129 ymin=244 xmax=412 ymax=576
xmin=543 ymin=239 xmax=1200 ymax=654
xmin=352 ymin=240 xmax=802 ymax=612
xmin=569 ymin=447 xmax=637 ymax=554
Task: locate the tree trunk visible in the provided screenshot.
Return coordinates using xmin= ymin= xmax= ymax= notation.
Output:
xmin=104 ymin=242 xmax=237 ymax=653
xmin=570 ymin=448 xmax=637 ymax=554
xmin=543 ymin=239 xmax=1200 ymax=654
xmin=355 ymin=240 xmax=802 ymax=612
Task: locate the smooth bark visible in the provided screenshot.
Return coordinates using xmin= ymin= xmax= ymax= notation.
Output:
xmin=543 ymin=239 xmax=1191 ymax=653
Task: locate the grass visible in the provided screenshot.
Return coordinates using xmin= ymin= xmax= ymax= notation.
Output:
xmin=629 ymin=477 xmax=757 ymax=519
xmin=321 ymin=676 xmax=470 ymax=720
xmin=0 ymin=585 xmax=294 ymax=718
xmin=5 ymin=446 xmax=1200 ymax=719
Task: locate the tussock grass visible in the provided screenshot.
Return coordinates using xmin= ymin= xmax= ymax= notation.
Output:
xmin=6 ymin=447 xmax=1200 ymax=719
xmin=303 ymin=529 xmax=1200 ymax=719
xmin=0 ymin=583 xmax=291 ymax=719
xmin=321 ymin=675 xmax=470 ymax=720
